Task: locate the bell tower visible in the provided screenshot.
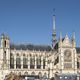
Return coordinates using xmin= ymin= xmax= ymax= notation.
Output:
xmin=0 ymin=33 xmax=10 ymax=69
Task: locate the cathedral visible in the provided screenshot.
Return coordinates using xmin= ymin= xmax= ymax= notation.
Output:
xmin=0 ymin=15 xmax=80 ymax=80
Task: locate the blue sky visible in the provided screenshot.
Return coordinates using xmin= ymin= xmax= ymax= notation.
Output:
xmin=0 ymin=0 xmax=80 ymax=46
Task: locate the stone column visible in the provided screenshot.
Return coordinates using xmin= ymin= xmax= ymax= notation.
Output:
xmin=14 ymin=54 xmax=16 ymax=69
xmin=45 ymin=57 xmax=47 ymax=69
xmin=35 ymin=55 xmax=37 ymax=69
xmin=41 ymin=56 xmax=43 ymax=69
xmin=28 ymin=55 xmax=30 ymax=69
xmin=21 ymin=55 xmax=23 ymax=69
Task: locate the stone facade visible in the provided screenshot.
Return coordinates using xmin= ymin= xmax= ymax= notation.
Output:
xmin=0 ymin=16 xmax=80 ymax=80
xmin=0 ymin=33 xmax=80 ymax=80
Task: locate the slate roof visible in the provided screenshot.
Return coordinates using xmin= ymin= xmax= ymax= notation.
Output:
xmin=10 ymin=44 xmax=52 ymax=51
xmin=10 ymin=44 xmax=80 ymax=53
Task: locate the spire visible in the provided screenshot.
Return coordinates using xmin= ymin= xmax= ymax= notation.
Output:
xmin=53 ymin=15 xmax=56 ymax=31
xmin=52 ymin=9 xmax=57 ymax=49
xmin=53 ymin=9 xmax=56 ymax=31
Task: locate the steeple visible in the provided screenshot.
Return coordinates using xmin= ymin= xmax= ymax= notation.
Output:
xmin=52 ymin=10 xmax=57 ymax=49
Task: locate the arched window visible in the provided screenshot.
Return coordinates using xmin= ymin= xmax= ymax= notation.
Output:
xmin=38 ymin=72 xmax=42 ymax=78
xmin=16 ymin=54 xmax=21 ymax=69
xmin=77 ymin=61 xmax=79 ymax=68
xmin=23 ymin=54 xmax=28 ymax=68
xmin=37 ymin=57 xmax=41 ymax=69
xmin=43 ymin=58 xmax=45 ymax=69
xmin=24 ymin=72 xmax=28 ymax=75
xmin=43 ymin=73 xmax=47 ymax=79
xmin=30 ymin=56 xmax=35 ymax=69
xmin=31 ymin=71 xmax=35 ymax=75
xmin=4 ymin=40 xmax=6 ymax=47
xmin=10 ymin=53 xmax=14 ymax=69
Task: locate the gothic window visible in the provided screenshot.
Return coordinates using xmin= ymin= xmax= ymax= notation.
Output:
xmin=3 ymin=51 xmax=6 ymax=61
xmin=16 ymin=54 xmax=21 ymax=69
xmin=77 ymin=61 xmax=79 ymax=68
xmin=4 ymin=40 xmax=6 ymax=47
xmin=64 ymin=50 xmax=72 ymax=69
xmin=24 ymin=72 xmax=28 ymax=75
xmin=31 ymin=72 xmax=35 ymax=75
xmin=23 ymin=57 xmax=28 ymax=68
xmin=43 ymin=73 xmax=47 ymax=79
xmin=10 ymin=53 xmax=14 ymax=69
xmin=30 ymin=56 xmax=35 ymax=69
xmin=43 ymin=58 xmax=45 ymax=69
xmin=77 ymin=58 xmax=80 ymax=69
xmin=64 ymin=50 xmax=72 ymax=62
xmin=37 ymin=57 xmax=41 ymax=69
xmin=38 ymin=72 xmax=42 ymax=78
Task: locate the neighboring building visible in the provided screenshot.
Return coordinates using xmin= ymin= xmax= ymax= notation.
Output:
xmin=0 ymin=15 xmax=80 ymax=80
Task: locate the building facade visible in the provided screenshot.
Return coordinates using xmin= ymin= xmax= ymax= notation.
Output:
xmin=0 ymin=15 xmax=80 ymax=80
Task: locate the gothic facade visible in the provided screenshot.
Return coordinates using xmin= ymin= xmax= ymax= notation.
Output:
xmin=0 ymin=15 xmax=80 ymax=80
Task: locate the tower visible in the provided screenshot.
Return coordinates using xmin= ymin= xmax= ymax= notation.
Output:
xmin=52 ymin=14 xmax=57 ymax=50
xmin=58 ymin=33 xmax=77 ymax=74
xmin=0 ymin=33 xmax=10 ymax=69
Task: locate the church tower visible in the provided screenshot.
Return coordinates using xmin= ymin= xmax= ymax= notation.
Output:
xmin=0 ymin=33 xmax=10 ymax=69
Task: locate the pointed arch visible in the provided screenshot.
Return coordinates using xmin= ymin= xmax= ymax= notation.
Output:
xmin=38 ymin=72 xmax=42 ymax=78
xmin=16 ymin=53 xmax=21 ymax=68
xmin=31 ymin=71 xmax=35 ymax=75
xmin=23 ymin=54 xmax=28 ymax=68
xmin=30 ymin=56 xmax=35 ymax=69
xmin=24 ymin=72 xmax=28 ymax=75
xmin=43 ymin=72 xmax=47 ymax=79
xmin=37 ymin=56 xmax=41 ymax=69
